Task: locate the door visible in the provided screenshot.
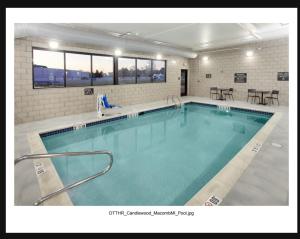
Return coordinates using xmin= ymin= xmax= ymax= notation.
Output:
xmin=181 ymin=69 xmax=188 ymax=96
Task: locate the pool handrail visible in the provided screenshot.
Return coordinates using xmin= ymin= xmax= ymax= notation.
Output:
xmin=166 ymin=95 xmax=182 ymax=107
xmin=15 ymin=150 xmax=113 ymax=206
xmin=172 ymin=95 xmax=182 ymax=107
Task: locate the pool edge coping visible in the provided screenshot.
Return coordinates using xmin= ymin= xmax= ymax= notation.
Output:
xmin=38 ymin=101 xmax=274 ymax=138
xmin=27 ymin=132 xmax=73 ymax=206
xmin=185 ymin=111 xmax=282 ymax=206
xmin=27 ymin=102 xmax=183 ymax=206
xmin=27 ymin=98 xmax=279 ymax=206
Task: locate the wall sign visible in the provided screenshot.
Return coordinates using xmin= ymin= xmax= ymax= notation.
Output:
xmin=84 ymin=88 xmax=94 ymax=95
xmin=206 ymin=74 xmax=212 ymax=78
xmin=277 ymin=72 xmax=289 ymax=81
xmin=234 ymin=73 xmax=247 ymax=83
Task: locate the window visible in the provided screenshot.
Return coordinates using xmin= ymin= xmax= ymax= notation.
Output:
xmin=92 ymin=55 xmax=114 ymax=85
xmin=33 ymin=49 xmax=65 ymax=88
xmin=118 ymin=58 xmax=136 ymax=84
xmin=152 ymin=60 xmax=166 ymax=82
xmin=137 ymin=59 xmax=152 ymax=83
xmin=32 ymin=48 xmax=167 ymax=88
xmin=66 ymin=53 xmax=91 ymax=87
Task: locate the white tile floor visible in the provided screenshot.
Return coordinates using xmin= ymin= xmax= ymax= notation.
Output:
xmin=14 ymin=96 xmax=289 ymax=205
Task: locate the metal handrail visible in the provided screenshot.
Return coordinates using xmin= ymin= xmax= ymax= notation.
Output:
xmin=166 ymin=95 xmax=182 ymax=107
xmin=172 ymin=95 xmax=182 ymax=107
xmin=15 ymin=150 xmax=113 ymax=206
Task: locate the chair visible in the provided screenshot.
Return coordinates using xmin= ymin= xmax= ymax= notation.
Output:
xmin=264 ymin=90 xmax=280 ymax=106
xmin=100 ymin=95 xmax=121 ymax=109
xmin=247 ymin=89 xmax=259 ymax=104
xmin=210 ymin=87 xmax=219 ymax=100
xmin=223 ymin=88 xmax=234 ymax=101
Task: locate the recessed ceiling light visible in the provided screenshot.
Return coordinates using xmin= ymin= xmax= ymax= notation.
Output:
xmin=246 ymin=50 xmax=254 ymax=57
xmin=114 ymin=49 xmax=122 ymax=56
xmin=244 ymin=35 xmax=254 ymax=40
xmin=156 ymin=54 xmax=162 ymax=60
xmin=202 ymin=56 xmax=209 ymax=61
xmin=154 ymin=40 xmax=168 ymax=45
xmin=49 ymin=40 xmax=59 ymax=49
xmin=111 ymin=32 xmax=122 ymax=37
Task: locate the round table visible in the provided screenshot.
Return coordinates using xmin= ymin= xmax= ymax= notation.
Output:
xmin=217 ymin=88 xmax=229 ymax=100
xmin=255 ymin=91 xmax=270 ymax=105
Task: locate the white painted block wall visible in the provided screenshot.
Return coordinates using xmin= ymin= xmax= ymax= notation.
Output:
xmin=14 ymin=38 xmax=189 ymax=124
xmin=188 ymin=38 xmax=289 ymax=105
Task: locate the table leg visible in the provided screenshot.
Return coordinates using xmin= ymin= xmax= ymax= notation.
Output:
xmin=218 ymin=90 xmax=225 ymax=100
xmin=262 ymin=93 xmax=267 ymax=105
xmin=258 ymin=92 xmax=263 ymax=104
xmin=259 ymin=92 xmax=267 ymax=105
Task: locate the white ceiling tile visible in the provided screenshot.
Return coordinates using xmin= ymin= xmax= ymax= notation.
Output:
xmin=51 ymin=23 xmax=289 ymax=52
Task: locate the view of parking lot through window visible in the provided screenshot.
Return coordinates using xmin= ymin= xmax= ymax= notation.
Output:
xmin=32 ymin=48 xmax=166 ymax=88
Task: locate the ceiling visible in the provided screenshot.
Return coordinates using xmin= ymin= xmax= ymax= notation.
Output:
xmin=56 ymin=23 xmax=289 ymax=52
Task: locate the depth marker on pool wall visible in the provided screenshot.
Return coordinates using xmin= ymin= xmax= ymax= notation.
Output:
xmin=251 ymin=143 xmax=262 ymax=153
xmin=34 ymin=162 xmax=46 ymax=176
xmin=203 ymin=195 xmax=222 ymax=206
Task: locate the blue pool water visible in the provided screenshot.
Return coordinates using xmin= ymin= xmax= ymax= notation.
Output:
xmin=41 ymin=103 xmax=272 ymax=205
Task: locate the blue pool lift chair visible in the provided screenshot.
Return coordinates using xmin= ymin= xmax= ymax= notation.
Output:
xmin=101 ymin=95 xmax=121 ymax=109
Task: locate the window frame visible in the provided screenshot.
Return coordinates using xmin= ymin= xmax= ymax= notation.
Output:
xmin=91 ymin=54 xmax=115 ymax=86
xmin=116 ymin=56 xmax=138 ymax=85
xmin=32 ymin=47 xmax=167 ymax=89
xmin=136 ymin=58 xmax=153 ymax=84
xmin=32 ymin=47 xmax=66 ymax=89
xmin=65 ymin=51 xmax=93 ymax=87
xmin=152 ymin=59 xmax=167 ymax=83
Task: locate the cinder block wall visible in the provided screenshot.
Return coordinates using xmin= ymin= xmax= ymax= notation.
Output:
xmin=15 ymin=38 xmax=189 ymax=124
xmin=188 ymin=38 xmax=289 ymax=105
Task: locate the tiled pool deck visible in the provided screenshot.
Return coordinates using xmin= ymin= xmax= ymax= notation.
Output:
xmin=14 ymin=96 xmax=289 ymax=206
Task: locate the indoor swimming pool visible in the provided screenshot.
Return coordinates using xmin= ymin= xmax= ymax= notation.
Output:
xmin=41 ymin=103 xmax=272 ymax=205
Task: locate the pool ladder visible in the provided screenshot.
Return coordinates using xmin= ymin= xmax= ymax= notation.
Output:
xmin=15 ymin=150 xmax=113 ymax=206
xmin=218 ymin=105 xmax=231 ymax=112
xmin=167 ymin=95 xmax=182 ymax=108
